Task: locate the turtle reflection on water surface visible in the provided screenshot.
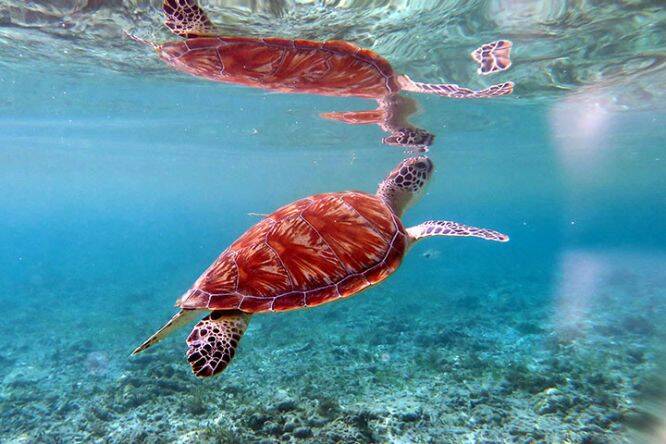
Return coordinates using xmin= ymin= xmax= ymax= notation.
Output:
xmin=128 ymin=0 xmax=514 ymax=150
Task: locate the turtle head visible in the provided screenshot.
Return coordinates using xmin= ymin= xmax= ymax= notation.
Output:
xmin=382 ymin=128 xmax=434 ymax=150
xmin=377 ymin=156 xmax=434 ymax=217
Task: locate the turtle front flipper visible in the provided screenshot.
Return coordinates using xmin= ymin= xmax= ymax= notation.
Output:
xmin=397 ymin=76 xmax=514 ymax=98
xmin=471 ymin=40 xmax=513 ymax=75
xmin=163 ymin=0 xmax=216 ymax=38
xmin=397 ymin=40 xmax=513 ymax=98
xmin=186 ymin=311 xmax=250 ymax=378
xmin=407 ymin=220 xmax=509 ymax=243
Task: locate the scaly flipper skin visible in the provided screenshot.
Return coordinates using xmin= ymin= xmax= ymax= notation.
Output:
xmin=163 ymin=0 xmax=215 ymax=38
xmin=131 ymin=309 xmax=200 ymax=355
xmin=186 ymin=311 xmax=250 ymax=378
xmin=471 ymin=40 xmax=513 ymax=75
xmin=320 ymin=110 xmax=385 ymax=125
xmin=407 ymin=220 xmax=509 ymax=243
xmin=397 ymin=40 xmax=513 ymax=98
xmin=398 ymin=76 xmax=514 ymax=98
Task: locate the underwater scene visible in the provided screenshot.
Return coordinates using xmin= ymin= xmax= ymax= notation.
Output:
xmin=1 ymin=0 xmax=665 ymax=443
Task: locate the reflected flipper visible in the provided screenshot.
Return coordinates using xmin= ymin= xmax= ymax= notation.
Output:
xmin=320 ymin=110 xmax=384 ymax=125
xmin=407 ymin=220 xmax=509 ymax=243
xmin=471 ymin=40 xmax=513 ymax=75
xmin=163 ymin=0 xmax=216 ymax=38
xmin=398 ymin=76 xmax=513 ymax=98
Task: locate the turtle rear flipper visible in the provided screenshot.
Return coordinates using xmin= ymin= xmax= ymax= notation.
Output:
xmin=187 ymin=311 xmax=250 ymax=378
xmin=163 ymin=0 xmax=216 ymax=38
xmin=320 ymin=110 xmax=385 ymax=125
xmin=132 ymin=309 xmax=200 ymax=355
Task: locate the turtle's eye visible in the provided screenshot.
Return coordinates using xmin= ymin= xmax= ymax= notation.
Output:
xmin=414 ymin=161 xmax=433 ymax=172
xmin=414 ymin=158 xmax=434 ymax=173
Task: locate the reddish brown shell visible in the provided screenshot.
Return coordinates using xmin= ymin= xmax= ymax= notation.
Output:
xmin=157 ymin=36 xmax=400 ymax=98
xmin=178 ymin=191 xmax=407 ymax=312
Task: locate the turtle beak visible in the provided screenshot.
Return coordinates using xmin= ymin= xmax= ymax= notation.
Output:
xmin=412 ymin=157 xmax=434 ymax=176
xmin=423 ymin=157 xmax=434 ymax=174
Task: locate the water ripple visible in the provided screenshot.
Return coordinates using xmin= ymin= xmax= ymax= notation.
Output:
xmin=0 ymin=0 xmax=664 ymax=109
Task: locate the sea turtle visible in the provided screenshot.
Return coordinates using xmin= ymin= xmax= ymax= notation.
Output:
xmin=133 ymin=156 xmax=509 ymax=378
xmin=128 ymin=0 xmax=513 ymax=149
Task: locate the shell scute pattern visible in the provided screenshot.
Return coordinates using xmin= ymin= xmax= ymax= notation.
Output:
xmin=193 ymin=250 xmax=236 ymax=294
xmin=239 ymin=296 xmax=274 ymax=312
xmin=303 ymin=287 xmax=332 ymax=307
xmin=184 ymin=37 xmax=220 ymax=50
xmin=158 ymin=36 xmax=398 ymax=98
xmin=269 ymin=196 xmax=312 ymax=221
xmin=322 ymin=40 xmax=360 ymax=54
xmin=172 ymin=45 xmax=222 ymax=77
xmin=235 ymin=242 xmax=292 ymax=297
xmin=341 ymin=192 xmax=396 ymax=235
xmin=273 ymin=292 xmax=307 ymax=311
xmin=301 ymin=195 xmax=386 ymax=272
xmin=177 ymin=192 xmax=406 ymax=312
xmin=229 ymin=219 xmax=273 ymax=250
xmin=293 ymin=39 xmax=321 ymax=50
xmin=208 ymin=293 xmax=242 ymax=309
xmin=180 ymin=288 xmax=210 ymax=308
xmin=266 ymin=215 xmax=348 ymax=289
xmin=230 ymin=44 xmax=285 ymax=77
xmin=338 ymin=274 xmax=370 ymax=295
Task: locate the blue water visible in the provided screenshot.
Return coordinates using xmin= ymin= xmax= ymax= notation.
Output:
xmin=2 ymin=2 xmax=666 ymax=442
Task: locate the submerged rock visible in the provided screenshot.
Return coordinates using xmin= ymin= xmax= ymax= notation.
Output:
xmin=533 ymin=388 xmax=573 ymax=415
xmin=262 ymin=421 xmax=281 ymax=435
xmin=293 ymin=426 xmax=313 ymax=438
xmin=283 ymin=420 xmax=297 ymax=432
xmin=400 ymin=411 xmax=421 ymax=422
xmin=274 ymin=399 xmax=297 ymax=412
xmin=246 ymin=413 xmax=270 ymax=431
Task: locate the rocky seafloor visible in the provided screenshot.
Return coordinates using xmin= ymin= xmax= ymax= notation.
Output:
xmin=2 ymin=260 xmax=665 ymax=443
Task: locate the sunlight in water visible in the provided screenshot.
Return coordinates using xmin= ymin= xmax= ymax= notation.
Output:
xmin=550 ymin=88 xmax=615 ymax=177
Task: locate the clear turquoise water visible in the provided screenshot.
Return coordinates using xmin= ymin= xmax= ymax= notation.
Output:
xmin=1 ymin=1 xmax=666 ymax=443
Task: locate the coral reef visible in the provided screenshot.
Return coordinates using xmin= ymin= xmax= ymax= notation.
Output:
xmin=1 ymin=266 xmax=664 ymax=443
